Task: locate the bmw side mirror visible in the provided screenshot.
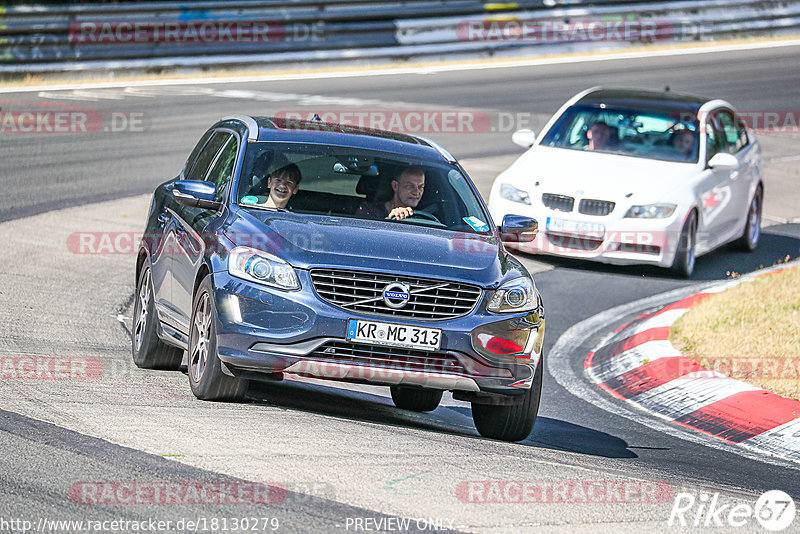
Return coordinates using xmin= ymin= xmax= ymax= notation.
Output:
xmin=173 ymin=180 xmax=223 ymax=210
xmin=707 ymin=153 xmax=739 ymax=171
xmin=500 ymin=214 xmax=538 ymax=242
xmin=512 ymin=129 xmax=537 ymax=149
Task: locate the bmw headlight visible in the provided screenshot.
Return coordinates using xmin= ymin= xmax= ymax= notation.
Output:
xmin=488 ymin=277 xmax=538 ymax=313
xmin=228 ymin=246 xmax=300 ymax=290
xmin=499 ymin=183 xmax=531 ymax=205
xmin=624 ymin=203 xmax=676 ymax=219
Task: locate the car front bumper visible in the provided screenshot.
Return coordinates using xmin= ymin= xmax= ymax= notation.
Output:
xmin=209 ymin=270 xmax=545 ymax=396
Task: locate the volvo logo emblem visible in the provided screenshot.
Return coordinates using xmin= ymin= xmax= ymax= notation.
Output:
xmin=383 ymin=282 xmax=410 ymax=309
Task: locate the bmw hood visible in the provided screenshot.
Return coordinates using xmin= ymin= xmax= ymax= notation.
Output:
xmin=228 ymin=209 xmax=524 ymax=288
xmin=505 ymin=146 xmax=699 ymax=203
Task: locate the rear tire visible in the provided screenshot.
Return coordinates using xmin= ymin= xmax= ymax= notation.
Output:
xmin=188 ymin=276 xmax=248 ymax=401
xmin=390 ymin=386 xmax=443 ymax=412
xmin=670 ymin=211 xmax=697 ymax=278
xmin=733 ymin=186 xmax=762 ymax=252
xmin=131 ymin=264 xmax=183 ymax=370
xmin=471 ymin=360 xmax=543 ymax=442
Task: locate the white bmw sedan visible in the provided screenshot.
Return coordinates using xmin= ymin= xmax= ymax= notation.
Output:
xmin=488 ymin=87 xmax=763 ymax=277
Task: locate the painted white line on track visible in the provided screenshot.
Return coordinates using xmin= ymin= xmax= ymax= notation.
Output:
xmin=629 ymin=376 xmax=759 ymax=420
xmin=2 ymin=39 xmax=800 ymax=94
xmin=589 ymin=341 xmax=682 ymax=384
xmin=547 ymin=280 xmax=800 ymax=469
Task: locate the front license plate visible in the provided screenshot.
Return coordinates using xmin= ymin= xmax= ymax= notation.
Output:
xmin=546 ymin=217 xmax=605 ymax=236
xmin=347 ymin=319 xmax=441 ymax=351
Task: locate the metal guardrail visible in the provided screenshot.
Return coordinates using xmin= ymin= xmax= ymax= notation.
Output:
xmin=1 ymin=0 xmax=798 ymax=74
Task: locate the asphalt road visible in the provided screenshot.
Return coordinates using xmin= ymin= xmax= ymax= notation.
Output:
xmin=1 ymin=43 xmax=800 ymax=533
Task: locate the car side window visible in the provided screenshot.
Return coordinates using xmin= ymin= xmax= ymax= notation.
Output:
xmin=183 ymin=130 xmax=214 ymax=178
xmin=716 ymin=110 xmax=746 ymax=154
xmin=705 ymin=119 xmax=723 ymax=163
xmin=186 ymin=132 xmax=230 ymax=181
xmin=204 ymin=135 xmax=239 ymax=202
xmin=735 ymin=115 xmax=750 ymax=152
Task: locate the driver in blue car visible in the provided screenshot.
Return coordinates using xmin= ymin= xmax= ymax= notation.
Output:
xmin=356 ymin=167 xmax=425 ymax=220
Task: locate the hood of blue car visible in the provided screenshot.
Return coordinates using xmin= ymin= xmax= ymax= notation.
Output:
xmin=229 ymin=209 xmax=522 ymax=288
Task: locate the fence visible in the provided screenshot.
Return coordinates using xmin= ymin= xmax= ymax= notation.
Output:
xmin=1 ymin=0 xmax=799 ymax=74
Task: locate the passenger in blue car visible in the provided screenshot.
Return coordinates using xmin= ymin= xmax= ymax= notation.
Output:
xmin=355 ymin=167 xmax=425 ymax=220
xmin=261 ymin=163 xmax=302 ymax=209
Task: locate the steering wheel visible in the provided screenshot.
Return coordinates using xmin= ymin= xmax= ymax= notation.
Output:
xmin=408 ymin=209 xmax=440 ymax=223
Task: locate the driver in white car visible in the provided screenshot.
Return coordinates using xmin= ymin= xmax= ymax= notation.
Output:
xmin=669 ymin=129 xmax=696 ymax=161
xmin=586 ymin=121 xmax=612 ymax=151
xmin=356 ymin=167 xmax=426 ymax=220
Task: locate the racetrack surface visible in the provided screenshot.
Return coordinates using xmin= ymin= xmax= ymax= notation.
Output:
xmin=1 ymin=44 xmax=800 ymax=532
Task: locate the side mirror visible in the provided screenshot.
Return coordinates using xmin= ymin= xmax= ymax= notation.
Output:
xmin=173 ymin=180 xmax=222 ymax=210
xmin=708 ymin=153 xmax=739 ymax=171
xmin=512 ymin=128 xmax=537 ymax=149
xmin=500 ymin=214 xmax=538 ymax=243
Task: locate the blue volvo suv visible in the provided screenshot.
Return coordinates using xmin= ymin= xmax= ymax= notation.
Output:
xmin=133 ymin=116 xmax=545 ymax=441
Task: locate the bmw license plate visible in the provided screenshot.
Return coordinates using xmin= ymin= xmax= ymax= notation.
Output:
xmin=546 ymin=217 xmax=605 ymax=236
xmin=347 ymin=319 xmax=441 ymax=351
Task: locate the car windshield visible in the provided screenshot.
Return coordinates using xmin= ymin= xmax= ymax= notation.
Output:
xmin=235 ymin=142 xmax=492 ymax=234
xmin=540 ymin=104 xmax=700 ymax=163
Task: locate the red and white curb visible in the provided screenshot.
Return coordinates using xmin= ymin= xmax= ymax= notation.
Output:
xmin=585 ymin=266 xmax=800 ymax=462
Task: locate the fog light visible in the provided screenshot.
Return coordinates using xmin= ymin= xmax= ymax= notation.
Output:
xmin=476 ymin=333 xmax=524 ymax=355
xmin=472 ymin=321 xmax=531 ymax=360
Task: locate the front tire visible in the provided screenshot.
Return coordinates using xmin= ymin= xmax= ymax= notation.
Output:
xmin=188 ymin=276 xmax=248 ymax=401
xmin=390 ymin=386 xmax=443 ymax=412
xmin=471 ymin=360 xmax=543 ymax=442
xmin=132 ymin=264 xmax=183 ymax=370
xmin=734 ymin=186 xmax=762 ymax=252
xmin=670 ymin=210 xmax=697 ymax=278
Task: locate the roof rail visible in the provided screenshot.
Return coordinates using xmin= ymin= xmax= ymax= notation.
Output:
xmin=221 ymin=115 xmax=259 ymax=140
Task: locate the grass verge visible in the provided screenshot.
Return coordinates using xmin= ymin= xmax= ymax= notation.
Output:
xmin=670 ymin=265 xmax=800 ymax=401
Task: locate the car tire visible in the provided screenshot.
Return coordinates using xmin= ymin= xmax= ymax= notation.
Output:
xmin=670 ymin=210 xmax=697 ymax=278
xmin=390 ymin=386 xmax=443 ymax=412
xmin=188 ymin=276 xmax=248 ymax=401
xmin=132 ymin=264 xmax=183 ymax=370
xmin=733 ymin=186 xmax=762 ymax=252
xmin=471 ymin=360 xmax=543 ymax=442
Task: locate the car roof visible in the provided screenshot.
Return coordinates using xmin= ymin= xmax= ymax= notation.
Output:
xmin=575 ymin=87 xmax=710 ymax=114
xmin=218 ymin=115 xmax=455 ymax=163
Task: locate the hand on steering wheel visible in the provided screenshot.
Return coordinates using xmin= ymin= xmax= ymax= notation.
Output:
xmin=387 ymin=206 xmax=414 ymax=220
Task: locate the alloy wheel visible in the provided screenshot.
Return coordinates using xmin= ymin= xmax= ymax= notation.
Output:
xmin=134 ymin=269 xmax=151 ymax=352
xmin=191 ymin=292 xmax=212 ymax=383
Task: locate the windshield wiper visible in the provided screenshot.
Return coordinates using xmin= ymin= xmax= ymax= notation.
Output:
xmin=239 ymin=204 xmax=288 ymax=213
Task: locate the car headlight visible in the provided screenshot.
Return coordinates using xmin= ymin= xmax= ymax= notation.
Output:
xmin=624 ymin=203 xmax=677 ymax=219
xmin=228 ymin=246 xmax=300 ymax=290
xmin=499 ymin=183 xmax=531 ymax=205
xmin=487 ymin=277 xmax=538 ymax=313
